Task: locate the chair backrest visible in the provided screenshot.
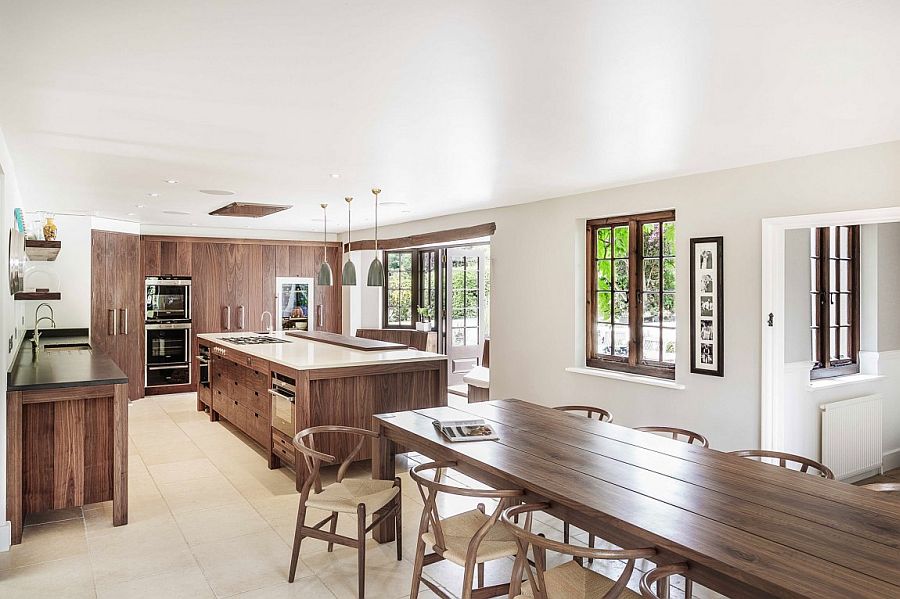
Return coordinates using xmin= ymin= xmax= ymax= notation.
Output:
xmin=409 ymin=461 xmax=522 ymax=562
xmin=635 ymin=426 xmax=710 ymax=448
xmin=502 ymin=503 xmax=656 ymax=599
xmin=355 ymin=328 xmax=428 ymax=351
xmin=481 ymin=338 xmax=490 ymax=368
xmin=639 ymin=563 xmax=691 ymax=599
xmin=293 ymin=425 xmax=379 ymax=495
xmin=554 ymin=405 xmax=613 ymax=423
xmin=729 ymin=449 xmax=835 ymax=479
xmin=862 ymin=482 xmax=900 ymax=492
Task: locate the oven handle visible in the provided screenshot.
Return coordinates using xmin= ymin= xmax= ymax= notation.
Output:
xmin=197 ymin=357 xmax=210 ymax=366
xmin=148 ymin=364 xmax=191 ymax=371
xmin=268 ymin=388 xmax=296 ymax=403
xmin=145 ymin=322 xmax=192 ymax=330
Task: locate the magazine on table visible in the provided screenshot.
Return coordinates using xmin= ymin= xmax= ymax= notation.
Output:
xmin=432 ymin=416 xmax=499 ymax=442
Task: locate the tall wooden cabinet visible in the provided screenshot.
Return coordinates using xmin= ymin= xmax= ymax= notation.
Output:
xmin=91 ymin=230 xmax=143 ymax=400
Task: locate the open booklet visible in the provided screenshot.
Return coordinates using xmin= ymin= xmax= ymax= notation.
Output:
xmin=432 ymin=416 xmax=499 ymax=442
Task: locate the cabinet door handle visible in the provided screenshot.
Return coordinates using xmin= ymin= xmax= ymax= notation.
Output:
xmin=223 ymin=306 xmax=231 ymax=330
xmin=108 ymin=309 xmax=118 ymax=336
xmin=316 ymin=304 xmax=324 ymax=328
xmin=237 ymin=305 xmax=245 ymax=330
xmin=119 ymin=308 xmax=128 ymax=335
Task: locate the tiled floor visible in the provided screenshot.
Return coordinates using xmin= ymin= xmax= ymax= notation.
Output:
xmin=0 ymin=393 xmax=721 ymax=598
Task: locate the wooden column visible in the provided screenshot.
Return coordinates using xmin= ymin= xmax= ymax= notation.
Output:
xmin=113 ymin=383 xmax=128 ymax=527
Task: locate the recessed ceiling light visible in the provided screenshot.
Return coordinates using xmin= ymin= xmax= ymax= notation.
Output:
xmin=135 ymin=204 xmax=145 ymax=208
xmin=147 ymin=192 xmax=160 ymax=197
xmin=164 ymin=179 xmax=179 ymax=184
xmin=330 ymin=173 xmax=340 ymax=179
xmin=380 ymin=201 xmax=407 ymax=207
xmin=163 ymin=210 xmax=192 ymax=215
xmin=127 ymin=212 xmax=135 ymax=216
xmin=199 ymin=189 xmax=235 ymax=196
xmin=191 ymin=223 xmax=198 ymax=226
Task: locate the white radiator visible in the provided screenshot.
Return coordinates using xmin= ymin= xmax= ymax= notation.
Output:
xmin=820 ymin=395 xmax=882 ymax=480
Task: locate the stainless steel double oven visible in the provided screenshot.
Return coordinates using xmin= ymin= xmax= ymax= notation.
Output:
xmin=145 ymin=277 xmax=192 ymax=388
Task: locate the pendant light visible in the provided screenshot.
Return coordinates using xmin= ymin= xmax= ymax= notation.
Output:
xmin=341 ymin=196 xmax=357 ymax=285
xmin=366 ymin=188 xmax=385 ymax=286
xmin=317 ymin=203 xmax=333 ymax=286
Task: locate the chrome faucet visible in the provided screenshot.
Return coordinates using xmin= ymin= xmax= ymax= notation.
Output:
xmin=32 ymin=315 xmax=57 ymax=349
xmin=35 ymin=302 xmax=54 ymax=323
xmin=260 ymin=311 xmax=274 ymax=333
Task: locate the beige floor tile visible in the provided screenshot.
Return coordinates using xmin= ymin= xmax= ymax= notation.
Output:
xmin=232 ymin=577 xmax=337 ymax=598
xmin=148 ymin=457 xmax=221 ymax=484
xmin=84 ymin=492 xmax=172 ymax=537
xmin=0 ymin=518 xmax=88 ymax=571
xmin=137 ymin=439 xmax=206 ymax=466
xmin=192 ymin=529 xmax=308 ymax=597
xmin=95 ymin=563 xmax=215 ymax=599
xmin=174 ymin=500 xmax=272 ymax=546
xmin=304 ymin=542 xmax=413 ymax=599
xmin=157 ymin=473 xmax=246 ymax=515
xmin=0 ymin=554 xmax=96 ymax=598
xmin=87 ymin=518 xmax=195 ymax=586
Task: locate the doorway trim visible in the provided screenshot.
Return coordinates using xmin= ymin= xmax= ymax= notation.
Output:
xmin=760 ymin=207 xmax=900 ymax=451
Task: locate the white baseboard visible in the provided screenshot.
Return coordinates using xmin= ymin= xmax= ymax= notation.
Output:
xmin=884 ymin=448 xmax=900 ymax=472
xmin=0 ymin=520 xmax=10 ymax=552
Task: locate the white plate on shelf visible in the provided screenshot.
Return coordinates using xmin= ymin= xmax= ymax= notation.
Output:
xmin=24 ymin=265 xmax=59 ymax=292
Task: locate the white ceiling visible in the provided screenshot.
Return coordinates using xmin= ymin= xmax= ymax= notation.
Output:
xmin=2 ymin=0 xmax=899 ymax=233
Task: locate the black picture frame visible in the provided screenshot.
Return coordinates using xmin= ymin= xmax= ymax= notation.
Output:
xmin=690 ymin=236 xmax=724 ymax=376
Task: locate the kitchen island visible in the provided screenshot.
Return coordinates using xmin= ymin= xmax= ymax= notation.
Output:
xmin=196 ymin=331 xmax=447 ymax=488
xmin=6 ymin=338 xmax=129 ymax=545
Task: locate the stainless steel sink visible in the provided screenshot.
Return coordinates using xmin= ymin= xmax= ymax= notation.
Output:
xmin=43 ymin=343 xmax=92 ymax=351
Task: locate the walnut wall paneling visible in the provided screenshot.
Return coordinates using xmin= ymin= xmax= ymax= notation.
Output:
xmin=141 ymin=239 xmax=192 ymax=277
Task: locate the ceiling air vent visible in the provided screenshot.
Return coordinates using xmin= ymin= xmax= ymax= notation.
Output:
xmin=209 ymin=202 xmax=291 ymax=218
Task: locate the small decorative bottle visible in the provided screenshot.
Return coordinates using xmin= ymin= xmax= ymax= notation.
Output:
xmin=42 ymin=215 xmax=58 ymax=241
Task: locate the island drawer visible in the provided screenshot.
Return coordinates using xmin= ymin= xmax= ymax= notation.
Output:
xmin=272 ymin=431 xmax=296 ymax=467
xmin=223 ymin=350 xmax=269 ymax=373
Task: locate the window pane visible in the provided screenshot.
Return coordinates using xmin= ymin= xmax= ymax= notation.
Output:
xmin=387 ymin=269 xmax=400 ymax=289
xmin=596 ymin=324 xmax=612 ymax=355
xmin=811 ymin=328 xmax=818 ymax=363
xmin=452 ymin=328 xmax=465 ymax=347
xmin=596 ymin=292 xmax=612 ymax=323
xmin=465 ymin=307 xmax=478 ymax=327
xmin=662 ymin=293 xmax=676 ymax=323
xmin=839 ymin=294 xmax=850 ymax=326
xmin=810 ymin=293 xmax=819 ymax=327
xmin=662 ymin=222 xmax=676 ymax=256
xmin=829 ymin=227 xmax=838 ymax=258
xmin=613 ymin=292 xmax=629 ymax=324
xmin=596 ymin=260 xmax=612 ymax=291
xmin=613 ymin=226 xmax=629 ymax=258
xmin=810 ymin=258 xmax=818 ymax=291
xmin=597 ymin=227 xmax=612 ymax=259
xmin=829 ymin=260 xmax=837 ymax=293
xmin=829 ymin=294 xmax=837 ymax=326
xmin=840 ymin=327 xmax=850 ymax=359
xmin=643 ymin=293 xmax=659 ymax=323
xmin=642 ymin=327 xmax=660 ymax=362
xmin=614 ymin=259 xmax=629 ymax=290
xmin=830 ymin=328 xmax=839 ymax=360
xmin=643 ymin=223 xmax=660 ymax=257
xmin=839 ymin=261 xmax=849 ymax=292
xmin=839 ymin=227 xmax=850 ymax=258
xmin=643 ymin=259 xmax=660 ymax=291
xmin=662 ymin=328 xmax=676 ymax=364
xmin=465 ymin=328 xmax=479 ymax=346
xmin=663 ymin=257 xmax=676 ymax=292
xmin=613 ymin=325 xmax=629 ymax=357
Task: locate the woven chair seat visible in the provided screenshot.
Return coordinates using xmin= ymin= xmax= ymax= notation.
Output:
xmin=421 ymin=508 xmax=519 ymax=566
xmin=305 ymin=478 xmax=399 ymax=514
xmin=515 ymin=560 xmax=642 ymax=599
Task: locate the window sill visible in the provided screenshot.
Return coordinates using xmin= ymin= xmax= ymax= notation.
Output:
xmin=565 ymin=366 xmax=685 ymax=390
xmin=807 ymin=373 xmax=884 ymax=392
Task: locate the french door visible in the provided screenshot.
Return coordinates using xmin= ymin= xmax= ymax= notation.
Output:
xmin=445 ymin=246 xmax=488 ymax=386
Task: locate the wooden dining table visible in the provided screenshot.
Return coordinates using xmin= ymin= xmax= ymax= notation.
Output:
xmin=370 ymin=399 xmax=900 ymax=599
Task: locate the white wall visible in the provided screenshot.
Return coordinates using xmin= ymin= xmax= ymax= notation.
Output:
xmin=0 ymin=126 xmax=25 ymax=551
xmin=341 ymin=250 xmax=383 ymax=336
xmin=342 ymin=140 xmax=900 ymax=452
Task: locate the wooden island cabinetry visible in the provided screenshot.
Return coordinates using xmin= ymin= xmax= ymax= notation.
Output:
xmin=197 ymin=332 xmax=447 ymax=489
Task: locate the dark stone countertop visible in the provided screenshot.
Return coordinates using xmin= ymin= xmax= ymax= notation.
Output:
xmin=7 ymin=329 xmax=128 ymax=391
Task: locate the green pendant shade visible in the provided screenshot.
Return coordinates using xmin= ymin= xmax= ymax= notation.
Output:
xmin=342 ymin=196 xmax=357 ymax=286
xmin=366 ymin=256 xmax=385 ymax=286
xmin=317 ymin=261 xmax=334 ymax=286
xmin=341 ymin=259 xmax=357 ymax=286
xmin=317 ymin=203 xmax=333 ymax=286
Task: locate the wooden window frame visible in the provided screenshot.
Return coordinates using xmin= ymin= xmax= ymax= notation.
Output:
xmin=586 ymin=210 xmax=676 ymax=380
xmin=383 ymin=250 xmax=419 ymax=329
xmin=810 ymin=225 xmax=860 ymax=380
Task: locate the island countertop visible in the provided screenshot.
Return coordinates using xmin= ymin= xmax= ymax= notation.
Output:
xmin=197 ymin=331 xmax=446 ymax=371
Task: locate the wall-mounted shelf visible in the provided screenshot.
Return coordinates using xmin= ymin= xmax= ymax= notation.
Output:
xmin=14 ymin=292 xmax=61 ymax=301
xmin=25 ymin=240 xmax=61 ymax=261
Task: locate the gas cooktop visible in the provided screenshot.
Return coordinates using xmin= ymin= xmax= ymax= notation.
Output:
xmin=226 ymin=336 xmax=290 ymax=345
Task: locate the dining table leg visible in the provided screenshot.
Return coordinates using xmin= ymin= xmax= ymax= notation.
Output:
xmin=372 ymin=426 xmax=397 ymax=543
